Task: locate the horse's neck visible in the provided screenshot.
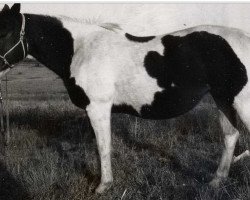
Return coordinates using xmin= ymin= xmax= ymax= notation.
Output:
xmin=25 ymin=14 xmax=74 ymax=80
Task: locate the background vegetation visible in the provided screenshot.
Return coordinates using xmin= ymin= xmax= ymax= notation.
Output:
xmin=0 ymin=61 xmax=249 ymax=200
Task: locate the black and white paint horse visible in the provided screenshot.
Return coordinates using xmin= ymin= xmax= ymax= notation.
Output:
xmin=0 ymin=3 xmax=250 ymax=193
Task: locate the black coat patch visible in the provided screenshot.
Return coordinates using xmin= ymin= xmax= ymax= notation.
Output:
xmin=25 ymin=14 xmax=73 ymax=78
xmin=140 ymin=31 xmax=247 ymax=119
xmin=64 ymin=78 xmax=90 ymax=109
xmin=25 ymin=14 xmax=90 ymax=109
xmin=125 ymin=33 xmax=155 ymax=42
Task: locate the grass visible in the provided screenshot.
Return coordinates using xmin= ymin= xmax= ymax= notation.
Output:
xmin=0 ymin=60 xmax=250 ymax=199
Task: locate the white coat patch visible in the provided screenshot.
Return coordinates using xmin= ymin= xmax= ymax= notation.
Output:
xmin=62 ymin=17 xmax=164 ymax=113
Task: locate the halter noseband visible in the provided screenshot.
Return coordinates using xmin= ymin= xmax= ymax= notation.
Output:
xmin=0 ymin=13 xmax=27 ymax=69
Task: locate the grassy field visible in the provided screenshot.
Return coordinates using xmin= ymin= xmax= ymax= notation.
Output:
xmin=0 ymin=61 xmax=250 ymax=200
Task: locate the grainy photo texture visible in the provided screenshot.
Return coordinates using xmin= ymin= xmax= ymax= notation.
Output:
xmin=0 ymin=3 xmax=249 ymax=200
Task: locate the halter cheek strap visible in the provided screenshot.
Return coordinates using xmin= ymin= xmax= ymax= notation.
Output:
xmin=0 ymin=13 xmax=27 ymax=68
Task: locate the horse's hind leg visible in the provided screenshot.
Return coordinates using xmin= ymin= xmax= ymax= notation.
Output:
xmin=209 ymin=102 xmax=240 ymax=188
xmin=233 ymin=92 xmax=250 ymax=160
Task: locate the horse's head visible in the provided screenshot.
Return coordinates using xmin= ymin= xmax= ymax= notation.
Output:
xmin=0 ymin=3 xmax=28 ymax=77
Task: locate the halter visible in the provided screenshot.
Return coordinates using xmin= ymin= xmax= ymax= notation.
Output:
xmin=0 ymin=14 xmax=27 ymax=145
xmin=0 ymin=13 xmax=27 ymax=68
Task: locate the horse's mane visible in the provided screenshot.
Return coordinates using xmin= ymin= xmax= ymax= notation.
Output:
xmin=58 ymin=15 xmax=100 ymax=25
xmin=98 ymin=23 xmax=123 ymax=33
xmin=58 ymin=15 xmax=123 ymax=33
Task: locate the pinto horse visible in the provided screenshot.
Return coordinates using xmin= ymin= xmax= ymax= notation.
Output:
xmin=0 ymin=3 xmax=250 ymax=193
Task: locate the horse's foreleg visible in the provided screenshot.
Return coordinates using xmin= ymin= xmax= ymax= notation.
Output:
xmin=86 ymin=101 xmax=113 ymax=193
xmin=210 ymin=109 xmax=239 ymax=188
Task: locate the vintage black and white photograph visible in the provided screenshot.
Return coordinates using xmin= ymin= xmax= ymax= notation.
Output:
xmin=0 ymin=2 xmax=250 ymax=200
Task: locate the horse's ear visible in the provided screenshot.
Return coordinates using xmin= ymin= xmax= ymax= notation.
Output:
xmin=10 ymin=3 xmax=20 ymax=13
xmin=2 ymin=4 xmax=10 ymax=12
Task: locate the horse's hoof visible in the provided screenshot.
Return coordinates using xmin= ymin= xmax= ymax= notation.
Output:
xmin=209 ymin=177 xmax=224 ymax=188
xmin=233 ymin=150 xmax=250 ymax=163
xmin=95 ymin=181 xmax=113 ymax=194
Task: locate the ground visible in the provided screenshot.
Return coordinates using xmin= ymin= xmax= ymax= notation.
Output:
xmin=0 ymin=60 xmax=249 ymax=200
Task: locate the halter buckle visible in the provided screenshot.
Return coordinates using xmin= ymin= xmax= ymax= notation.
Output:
xmin=20 ymin=30 xmax=24 ymax=40
xmin=3 ymin=58 xmax=9 ymax=66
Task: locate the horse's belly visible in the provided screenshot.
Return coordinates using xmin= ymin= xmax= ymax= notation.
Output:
xmin=141 ymin=85 xmax=209 ymax=119
xmin=112 ymin=84 xmax=209 ymax=119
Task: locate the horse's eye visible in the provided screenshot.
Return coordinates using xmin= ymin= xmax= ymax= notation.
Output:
xmin=0 ymin=31 xmax=8 ymax=38
xmin=0 ymin=33 xmax=7 ymax=39
xmin=0 ymin=23 xmax=9 ymax=38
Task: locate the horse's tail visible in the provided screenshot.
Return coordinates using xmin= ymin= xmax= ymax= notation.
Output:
xmin=98 ymin=23 xmax=125 ymax=34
